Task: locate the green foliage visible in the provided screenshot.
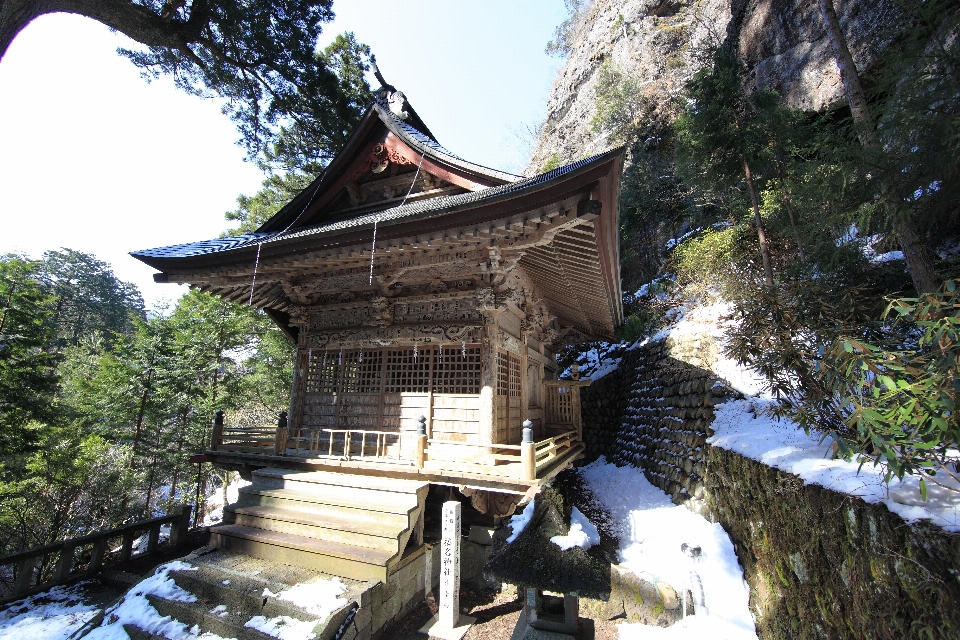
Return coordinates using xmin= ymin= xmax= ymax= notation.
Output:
xmin=805 ymin=281 xmax=960 ymax=488
xmin=259 ymin=33 xmax=374 ymax=174
xmin=224 ymin=171 xmax=314 ymax=235
xmin=546 ymin=0 xmax=586 ymax=57
xmin=672 ymin=223 xmax=761 ymax=299
xmin=117 ymin=2 xmax=365 ymax=163
xmin=41 ymin=249 xmax=145 ymax=350
xmin=673 ymin=47 xmax=782 ymax=193
xmin=591 ymin=61 xmax=649 ymax=143
xmin=866 ymin=0 xmax=960 ymax=238
xmin=541 ymin=153 xmax=563 ymax=173
xmin=0 ymin=255 xmax=59 ymax=458
xmin=0 ymin=425 xmax=133 ymax=554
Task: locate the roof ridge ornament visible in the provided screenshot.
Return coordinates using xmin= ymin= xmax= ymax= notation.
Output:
xmin=370 ymin=55 xmax=410 ymax=121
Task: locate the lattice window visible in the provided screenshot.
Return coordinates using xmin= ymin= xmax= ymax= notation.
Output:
xmin=433 ymin=345 xmax=481 ymax=394
xmin=384 ymin=348 xmax=432 ymax=393
xmin=340 ymin=349 xmax=383 ymax=393
xmin=496 ymin=351 xmax=509 ymax=396
xmin=305 ymin=348 xmax=338 ymax=393
xmin=508 ymin=352 xmax=521 ymax=398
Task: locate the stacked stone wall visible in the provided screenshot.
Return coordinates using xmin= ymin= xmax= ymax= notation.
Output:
xmin=581 ymin=340 xmax=728 ymax=515
xmin=577 ymin=336 xmax=960 ymax=638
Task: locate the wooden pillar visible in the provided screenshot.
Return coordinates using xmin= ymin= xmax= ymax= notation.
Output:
xmin=416 ymin=416 xmax=427 ymax=469
xmin=274 ymin=411 xmax=288 ymax=455
xmin=147 ymin=523 xmax=161 ymax=553
xmin=521 ymin=420 xmax=536 ymax=481
xmin=210 ymin=410 xmax=224 ymax=451
xmin=479 ymin=325 xmax=497 ymax=447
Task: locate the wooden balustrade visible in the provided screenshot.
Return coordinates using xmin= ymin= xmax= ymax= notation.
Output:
xmin=0 ymin=505 xmax=192 ymax=604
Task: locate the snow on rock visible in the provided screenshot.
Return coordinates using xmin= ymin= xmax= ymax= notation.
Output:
xmin=244 ymin=615 xmax=318 ymax=640
xmin=506 ymin=498 xmax=536 ymax=544
xmin=710 ymin=398 xmax=960 ymax=532
xmin=578 ymin=458 xmax=757 ymax=640
xmin=267 ymin=578 xmax=348 ymax=622
xmin=550 ymin=507 xmax=600 ymax=551
xmin=85 ymin=561 xmax=232 ymax=640
xmin=0 ymin=582 xmax=100 ymax=640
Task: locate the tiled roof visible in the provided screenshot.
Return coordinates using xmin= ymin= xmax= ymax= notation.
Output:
xmin=131 ymin=151 xmax=612 ymax=261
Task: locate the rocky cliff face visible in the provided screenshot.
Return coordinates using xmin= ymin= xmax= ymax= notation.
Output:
xmin=528 ymin=0 xmax=902 ymax=172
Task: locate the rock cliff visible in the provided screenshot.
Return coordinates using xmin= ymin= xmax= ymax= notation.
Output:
xmin=528 ymin=0 xmax=903 ymax=172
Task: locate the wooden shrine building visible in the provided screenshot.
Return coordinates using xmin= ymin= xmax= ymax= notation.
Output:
xmin=132 ymin=82 xmax=623 ymax=582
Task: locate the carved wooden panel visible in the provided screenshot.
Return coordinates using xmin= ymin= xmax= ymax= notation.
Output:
xmin=393 ymin=293 xmax=482 ymax=325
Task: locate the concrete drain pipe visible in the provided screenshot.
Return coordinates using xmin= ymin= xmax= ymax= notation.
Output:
xmin=681 ymin=543 xmax=707 ymax=617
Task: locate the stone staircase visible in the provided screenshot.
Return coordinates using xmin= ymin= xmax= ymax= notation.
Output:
xmin=115 ymin=547 xmax=365 ymax=640
xmin=211 ymin=468 xmax=429 ymax=582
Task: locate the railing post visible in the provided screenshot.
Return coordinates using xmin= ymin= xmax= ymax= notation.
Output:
xmin=15 ymin=556 xmax=37 ymax=596
xmin=170 ymin=504 xmax=193 ymax=547
xmin=147 ymin=523 xmax=161 ymax=554
xmin=275 ymin=411 xmax=288 ymax=455
xmin=119 ymin=529 xmax=136 ymax=562
xmin=210 ymin=410 xmax=224 ymax=451
xmin=521 ymin=420 xmax=536 ymax=481
xmin=54 ymin=543 xmax=76 ymax=582
xmin=416 ymin=415 xmax=427 ymax=470
xmin=572 ymin=385 xmax=582 ymax=442
xmin=90 ymin=538 xmax=108 ymax=573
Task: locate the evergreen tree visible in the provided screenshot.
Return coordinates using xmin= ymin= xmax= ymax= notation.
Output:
xmin=674 ymin=47 xmax=782 ymax=289
xmin=0 ymin=255 xmax=59 ymax=460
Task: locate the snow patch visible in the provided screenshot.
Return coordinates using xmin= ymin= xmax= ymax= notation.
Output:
xmin=244 ymin=615 xmax=317 ymax=640
xmin=0 ymin=582 xmax=100 ymax=640
xmin=579 ymin=459 xmax=757 ymax=639
xmin=270 ymin=578 xmax=348 ymax=622
xmin=709 ymin=398 xmax=960 ymax=532
xmin=507 ymin=499 xmax=536 ymax=544
xmin=550 ymin=507 xmax=600 ymax=551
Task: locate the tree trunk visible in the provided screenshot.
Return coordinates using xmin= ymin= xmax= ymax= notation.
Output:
xmin=743 ymin=156 xmax=776 ymax=290
xmin=818 ymin=0 xmax=939 ymax=294
xmin=129 ymin=366 xmax=154 ymax=468
xmin=1 ymin=0 xmax=209 ymax=61
xmin=774 ymin=159 xmax=807 ymax=264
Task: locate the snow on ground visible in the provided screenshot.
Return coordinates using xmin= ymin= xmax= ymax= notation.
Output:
xmin=710 ymin=398 xmax=960 ymax=532
xmin=0 ymin=582 xmax=100 ymax=640
xmin=579 ymin=458 xmax=757 ymax=640
xmin=262 ymin=577 xmax=347 ymax=622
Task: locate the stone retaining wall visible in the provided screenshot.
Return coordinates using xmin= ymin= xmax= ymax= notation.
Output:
xmin=578 ymin=335 xmax=960 ymax=639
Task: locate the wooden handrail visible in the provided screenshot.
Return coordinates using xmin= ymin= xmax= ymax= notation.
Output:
xmin=0 ymin=505 xmax=192 ymax=603
xmin=543 ymin=380 xmax=592 ymax=387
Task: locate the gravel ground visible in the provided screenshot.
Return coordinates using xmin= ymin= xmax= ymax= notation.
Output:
xmin=381 ymin=586 xmax=622 ymax=640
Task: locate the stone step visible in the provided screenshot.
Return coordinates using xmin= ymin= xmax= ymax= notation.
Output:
xmin=211 ymin=525 xmax=394 ymax=582
xmin=164 ymin=562 xmax=319 ymax=623
xmin=225 ymin=505 xmax=402 ymax=553
xmin=146 ymin=594 xmax=285 ymax=640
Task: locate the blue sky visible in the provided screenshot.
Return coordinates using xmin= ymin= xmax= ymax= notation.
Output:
xmin=0 ymin=1 xmax=566 ymax=309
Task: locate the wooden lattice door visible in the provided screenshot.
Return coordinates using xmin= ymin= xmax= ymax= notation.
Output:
xmin=495 ymin=351 xmax=522 ymax=444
